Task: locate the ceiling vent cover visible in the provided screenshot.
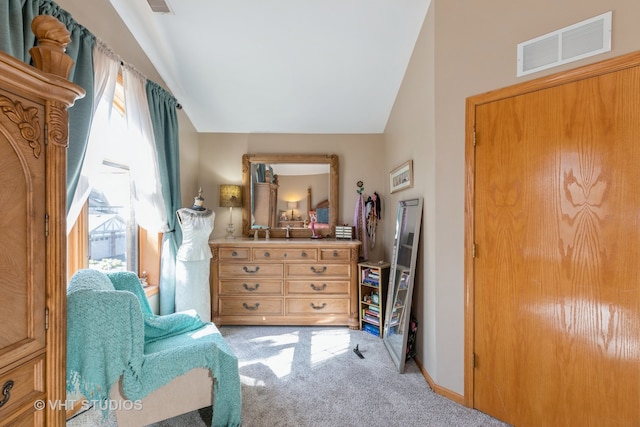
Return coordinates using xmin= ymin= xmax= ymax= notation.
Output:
xmin=517 ymin=11 xmax=612 ymax=77
xmin=147 ymin=0 xmax=173 ymax=14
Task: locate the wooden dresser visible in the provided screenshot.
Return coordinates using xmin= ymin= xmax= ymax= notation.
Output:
xmin=209 ymin=239 xmax=361 ymax=328
xmin=0 ymin=16 xmax=84 ymax=426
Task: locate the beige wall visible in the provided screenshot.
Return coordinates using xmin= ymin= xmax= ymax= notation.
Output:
xmin=277 ymin=174 xmax=328 ymax=218
xmin=385 ymin=0 xmax=640 ymax=395
xmin=197 ymin=133 xmax=387 ymax=262
xmin=384 ymin=0 xmax=436 ymax=388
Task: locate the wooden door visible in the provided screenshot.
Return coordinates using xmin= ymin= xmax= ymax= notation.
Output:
xmin=0 ymin=99 xmax=46 ymax=367
xmin=468 ymin=56 xmax=640 ymax=426
xmin=0 ymin=91 xmax=47 ymax=425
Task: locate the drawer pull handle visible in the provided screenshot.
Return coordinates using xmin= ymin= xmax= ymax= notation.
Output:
xmin=243 ymin=283 xmax=260 ymax=292
xmin=243 ymin=302 xmax=260 ymax=311
xmin=310 ymin=266 xmax=327 ymax=274
xmin=301 ymin=251 xmax=307 ymax=257
xmin=332 ymin=251 xmax=339 ymax=257
xmin=310 ymin=283 xmax=327 ymax=291
xmin=263 ymin=251 xmax=270 ymax=258
xmin=243 ymin=266 xmax=260 ymax=274
xmin=310 ymin=302 xmax=327 ymax=310
xmin=231 ymin=251 xmax=238 ymax=256
xmin=0 ymin=380 xmax=14 ymax=408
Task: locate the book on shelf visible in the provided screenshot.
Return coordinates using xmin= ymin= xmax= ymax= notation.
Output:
xmin=365 ymin=309 xmax=379 ymax=318
xmin=362 ymin=323 xmax=380 ymax=337
xmin=361 ymin=268 xmax=381 ymax=286
xmin=363 ymin=314 xmax=380 ymax=325
xmin=368 ymin=305 xmax=380 ymax=313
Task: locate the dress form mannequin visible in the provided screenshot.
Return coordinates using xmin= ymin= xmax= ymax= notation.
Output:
xmin=175 ymin=189 xmax=215 ymax=321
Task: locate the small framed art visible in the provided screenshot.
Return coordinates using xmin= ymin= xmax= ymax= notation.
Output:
xmin=389 ymin=160 xmax=413 ymax=193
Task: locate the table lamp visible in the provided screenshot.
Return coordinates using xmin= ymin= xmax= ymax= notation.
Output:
xmin=219 ymin=184 xmax=242 ymax=238
xmin=287 ymin=201 xmax=298 ymax=220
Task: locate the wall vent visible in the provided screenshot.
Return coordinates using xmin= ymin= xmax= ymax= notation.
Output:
xmin=517 ymin=11 xmax=612 ymax=77
xmin=147 ymin=0 xmax=174 ymax=14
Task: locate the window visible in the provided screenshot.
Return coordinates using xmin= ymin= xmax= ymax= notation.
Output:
xmin=67 ymin=74 xmax=161 ymax=283
xmin=88 ymin=159 xmax=138 ymax=273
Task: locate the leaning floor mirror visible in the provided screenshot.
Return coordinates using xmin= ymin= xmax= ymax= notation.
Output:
xmin=383 ymin=197 xmax=423 ymax=373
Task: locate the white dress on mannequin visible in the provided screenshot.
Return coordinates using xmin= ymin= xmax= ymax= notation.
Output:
xmin=175 ymin=207 xmax=215 ymax=321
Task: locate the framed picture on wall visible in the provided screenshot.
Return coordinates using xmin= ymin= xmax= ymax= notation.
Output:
xmin=390 ymin=160 xmax=413 ymax=193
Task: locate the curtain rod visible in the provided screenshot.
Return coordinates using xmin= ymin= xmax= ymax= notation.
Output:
xmin=94 ymin=38 xmax=182 ymax=109
xmin=117 ymin=59 xmax=182 ymax=110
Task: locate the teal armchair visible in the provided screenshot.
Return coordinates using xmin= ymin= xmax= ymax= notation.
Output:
xmin=66 ymin=269 xmax=241 ymax=426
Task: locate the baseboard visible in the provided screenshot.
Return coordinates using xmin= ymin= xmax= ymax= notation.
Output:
xmin=413 ymin=356 xmax=465 ymax=406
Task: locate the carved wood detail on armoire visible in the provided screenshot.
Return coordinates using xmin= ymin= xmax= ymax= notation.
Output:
xmin=0 ymin=15 xmax=84 ymax=426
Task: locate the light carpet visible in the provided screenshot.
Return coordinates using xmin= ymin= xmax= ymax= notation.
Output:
xmin=67 ymin=325 xmax=510 ymax=427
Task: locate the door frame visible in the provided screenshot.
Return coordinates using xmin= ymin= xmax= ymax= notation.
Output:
xmin=463 ymin=50 xmax=640 ymax=408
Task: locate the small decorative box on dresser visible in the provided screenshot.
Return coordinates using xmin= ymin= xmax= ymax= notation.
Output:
xmin=209 ymin=239 xmax=362 ymax=328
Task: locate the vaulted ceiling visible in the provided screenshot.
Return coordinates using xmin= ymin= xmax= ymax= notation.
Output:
xmin=107 ymin=0 xmax=430 ymax=134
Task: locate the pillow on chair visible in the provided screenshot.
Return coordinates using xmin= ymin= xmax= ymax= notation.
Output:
xmin=68 ymin=268 xmax=115 ymax=293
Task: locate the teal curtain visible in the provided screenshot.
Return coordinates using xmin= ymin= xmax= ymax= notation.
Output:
xmin=0 ymin=0 xmax=40 ymax=60
xmin=146 ymin=80 xmax=182 ymax=315
xmin=39 ymin=1 xmax=95 ymax=212
xmin=0 ymin=0 xmax=95 ymax=213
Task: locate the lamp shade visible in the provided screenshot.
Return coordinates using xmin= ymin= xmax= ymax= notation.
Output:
xmin=219 ymin=185 xmax=242 ymax=208
xmin=287 ymin=201 xmax=298 ymax=210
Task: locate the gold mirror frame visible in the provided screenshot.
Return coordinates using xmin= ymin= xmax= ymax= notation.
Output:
xmin=242 ymin=153 xmax=339 ymax=238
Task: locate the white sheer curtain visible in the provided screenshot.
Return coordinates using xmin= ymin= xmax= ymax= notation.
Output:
xmin=121 ymin=65 xmax=168 ymax=233
xmin=66 ymin=40 xmax=119 ymax=233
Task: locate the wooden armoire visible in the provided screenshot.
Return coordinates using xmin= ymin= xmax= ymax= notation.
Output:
xmin=0 ymin=16 xmax=84 ymax=426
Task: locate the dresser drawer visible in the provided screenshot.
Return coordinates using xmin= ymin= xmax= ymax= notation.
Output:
xmin=286 ymin=263 xmax=351 ymax=277
xmin=219 ymin=247 xmax=251 ymax=261
xmin=210 ymin=239 xmax=361 ymax=328
xmin=219 ymin=263 xmax=283 ymax=277
xmin=286 ymin=298 xmax=350 ymax=315
xmin=286 ymin=280 xmax=350 ymax=295
xmin=319 ymin=248 xmax=351 ymax=261
xmin=252 ymin=248 xmax=317 ymax=261
xmin=0 ymin=355 xmax=45 ymax=420
xmin=219 ymin=279 xmax=283 ymax=295
xmin=219 ymin=297 xmax=283 ymax=316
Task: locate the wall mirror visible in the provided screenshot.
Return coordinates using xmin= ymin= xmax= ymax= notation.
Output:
xmin=241 ymin=154 xmax=339 ymax=238
xmin=383 ymin=197 xmax=423 ymax=373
